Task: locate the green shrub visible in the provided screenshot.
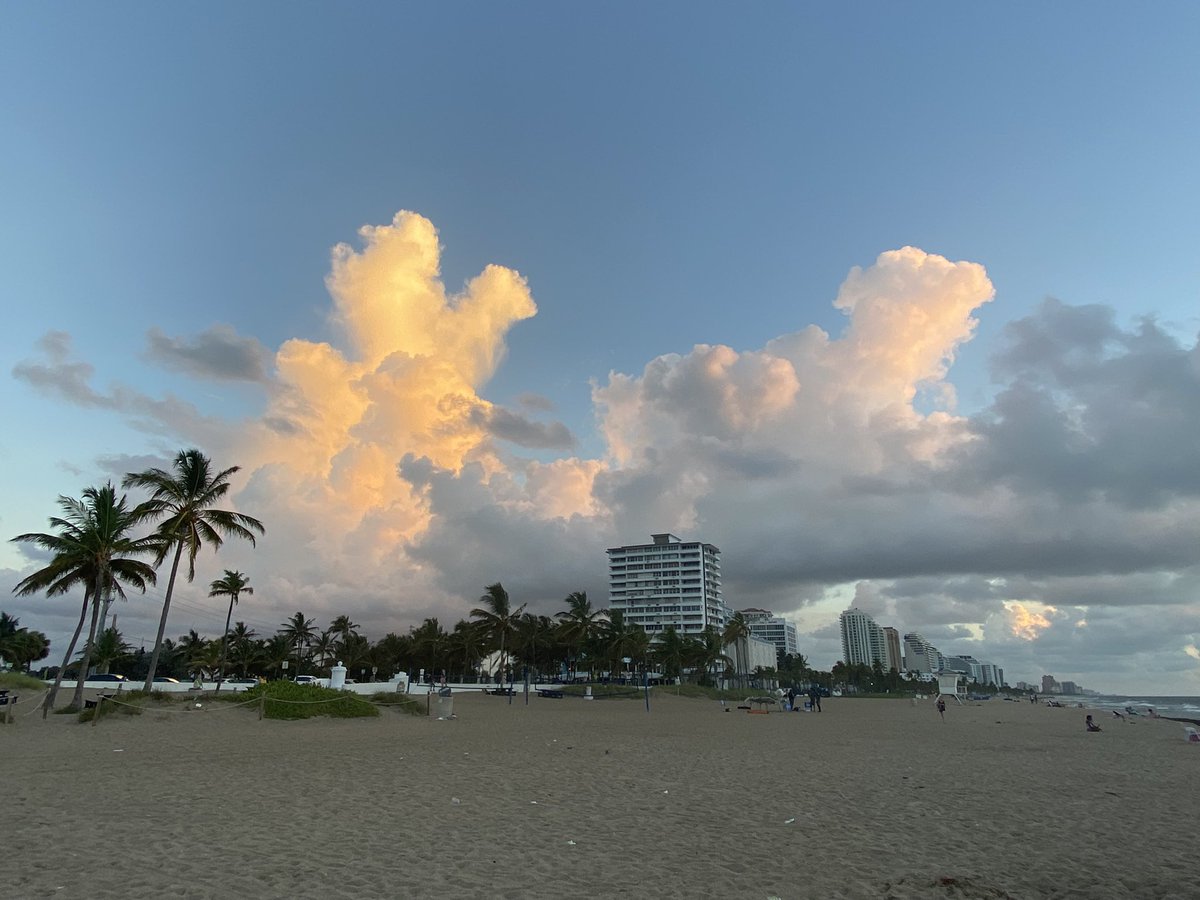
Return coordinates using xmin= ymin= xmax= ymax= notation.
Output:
xmin=0 ymin=672 xmax=48 ymax=691
xmin=239 ymin=680 xmax=380 ymax=720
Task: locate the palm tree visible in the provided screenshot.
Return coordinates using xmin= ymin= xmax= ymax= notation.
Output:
xmin=123 ymin=448 xmax=265 ymax=692
xmin=279 ymin=611 xmax=317 ymax=677
xmin=227 ymin=625 xmax=261 ymax=678
xmin=723 ymin=612 xmax=750 ymax=690
xmin=470 ymin=583 xmax=525 ymax=681
xmin=371 ymin=632 xmax=412 ymax=681
xmin=555 ymin=591 xmax=606 ymax=680
xmin=336 ymin=633 xmax=372 ymax=676
xmin=11 ymin=483 xmax=159 ymax=714
xmin=330 ymin=615 xmax=359 ymax=643
xmin=625 ymin=628 xmax=652 ymax=677
xmin=690 ymin=626 xmax=732 ymax=688
xmin=86 ymin=626 xmax=130 ymax=675
xmin=310 ymin=630 xmax=338 ymax=669
xmin=514 ymin=613 xmax=555 ymax=680
xmin=653 ymin=625 xmax=688 ymax=691
xmin=260 ymin=634 xmax=293 ymax=678
xmin=188 ymin=639 xmax=223 ymax=680
xmin=208 ymin=570 xmax=252 ymax=691
xmin=410 ymin=617 xmax=447 ymax=680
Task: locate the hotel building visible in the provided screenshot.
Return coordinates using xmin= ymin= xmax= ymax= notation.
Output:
xmin=839 ymin=608 xmax=889 ymax=668
xmin=902 ymin=632 xmax=943 ymax=674
xmin=739 ymin=607 xmax=799 ymax=658
xmin=607 ymin=533 xmax=726 ymax=636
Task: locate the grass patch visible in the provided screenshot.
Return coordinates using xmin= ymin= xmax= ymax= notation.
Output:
xmin=560 ymin=684 xmax=646 ymax=700
xmin=369 ymin=692 xmax=425 ymax=716
xmin=239 ymin=681 xmax=380 ymax=720
xmin=77 ymin=691 xmax=148 ymax=723
xmin=654 ymin=683 xmax=777 ymax=702
xmin=0 ymin=672 xmax=48 ymax=691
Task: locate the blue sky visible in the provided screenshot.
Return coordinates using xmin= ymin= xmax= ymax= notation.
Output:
xmin=3 ymin=4 xmax=1199 ymax=692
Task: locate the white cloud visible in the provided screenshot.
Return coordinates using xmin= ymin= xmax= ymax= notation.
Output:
xmin=9 ymin=219 xmax=1200 ymax=693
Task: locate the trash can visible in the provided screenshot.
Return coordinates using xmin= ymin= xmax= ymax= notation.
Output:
xmin=433 ymin=686 xmax=454 ymax=719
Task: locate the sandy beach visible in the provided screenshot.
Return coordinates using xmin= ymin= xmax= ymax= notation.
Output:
xmin=4 ymin=691 xmax=1197 ymax=900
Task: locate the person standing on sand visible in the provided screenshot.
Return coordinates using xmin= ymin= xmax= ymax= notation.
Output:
xmin=809 ymin=685 xmax=822 ymax=712
xmin=786 ymin=687 xmax=796 ymax=711
xmin=937 ymin=697 xmax=946 ymax=721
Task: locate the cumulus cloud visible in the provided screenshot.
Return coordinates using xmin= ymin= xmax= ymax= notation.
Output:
xmin=11 ymin=220 xmax=1200 ymax=692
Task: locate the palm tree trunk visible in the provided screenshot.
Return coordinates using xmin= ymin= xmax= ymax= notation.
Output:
xmin=143 ymin=541 xmax=183 ymax=693
xmin=43 ymin=590 xmax=90 ymax=718
xmin=215 ymin=594 xmax=236 ymax=693
xmin=71 ymin=579 xmax=106 ymax=710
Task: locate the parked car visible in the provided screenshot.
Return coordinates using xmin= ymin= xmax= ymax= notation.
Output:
xmin=89 ymin=673 xmax=126 ymax=682
xmin=293 ymin=675 xmax=318 ymax=685
xmin=153 ymin=676 xmax=180 ymax=684
xmin=226 ymin=677 xmax=258 ymax=684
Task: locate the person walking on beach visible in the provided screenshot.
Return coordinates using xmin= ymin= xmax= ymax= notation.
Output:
xmin=786 ymin=687 xmax=796 ymax=711
xmin=809 ymin=685 xmax=822 ymax=712
xmin=936 ymin=697 xmax=946 ymax=721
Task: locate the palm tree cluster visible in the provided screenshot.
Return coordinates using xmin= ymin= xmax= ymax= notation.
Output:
xmin=27 ymin=582 xmax=747 ymax=689
xmin=0 ymin=612 xmax=51 ymax=672
xmin=10 ymin=449 xmax=264 ymax=712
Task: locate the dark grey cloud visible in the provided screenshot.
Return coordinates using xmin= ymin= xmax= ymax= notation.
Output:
xmin=472 ymin=406 xmax=576 ymax=450
xmin=960 ymin=299 xmax=1200 ymax=508
xmin=399 ymin=454 xmax=608 ymax=615
xmin=144 ymin=325 xmax=271 ymax=383
xmin=516 ymin=392 xmax=555 ymax=412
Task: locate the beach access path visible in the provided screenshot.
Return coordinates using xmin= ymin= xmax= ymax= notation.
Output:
xmin=3 ymin=691 xmax=1197 ymax=899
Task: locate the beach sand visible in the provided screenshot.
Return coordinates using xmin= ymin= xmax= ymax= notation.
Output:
xmin=3 ymin=691 xmax=1197 ymax=899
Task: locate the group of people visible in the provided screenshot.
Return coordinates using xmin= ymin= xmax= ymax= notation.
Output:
xmin=785 ymin=685 xmax=823 ymax=712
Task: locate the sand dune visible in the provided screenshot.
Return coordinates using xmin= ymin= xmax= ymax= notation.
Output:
xmin=3 ymin=691 xmax=1197 ymax=899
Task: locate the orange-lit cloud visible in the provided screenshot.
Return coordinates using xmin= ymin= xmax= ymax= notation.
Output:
xmin=1005 ymin=601 xmax=1055 ymax=640
xmin=230 ymin=211 xmax=600 ymax=570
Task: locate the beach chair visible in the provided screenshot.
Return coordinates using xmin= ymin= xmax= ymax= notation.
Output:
xmin=1185 ymin=726 xmax=1200 ymax=744
xmin=537 ymin=688 xmax=564 ymax=699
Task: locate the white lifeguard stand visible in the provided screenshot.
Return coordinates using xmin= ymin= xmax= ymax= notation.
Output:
xmin=935 ymin=673 xmax=967 ymax=705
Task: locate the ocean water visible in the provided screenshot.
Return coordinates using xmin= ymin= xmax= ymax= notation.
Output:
xmin=1075 ymin=695 xmax=1200 ymax=719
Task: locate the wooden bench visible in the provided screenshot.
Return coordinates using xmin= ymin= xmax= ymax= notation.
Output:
xmin=537 ymin=689 xmax=565 ymax=699
xmin=484 ymin=688 xmax=515 ymax=696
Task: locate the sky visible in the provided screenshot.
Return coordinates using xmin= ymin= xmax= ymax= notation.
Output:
xmin=2 ymin=4 xmax=1199 ymax=694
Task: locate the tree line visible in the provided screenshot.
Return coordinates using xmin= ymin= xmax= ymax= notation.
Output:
xmin=18 ymin=588 xmax=794 ymax=691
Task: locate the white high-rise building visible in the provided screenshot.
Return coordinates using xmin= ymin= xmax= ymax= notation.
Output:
xmin=608 ymin=533 xmax=725 ymax=636
xmin=840 ymin=608 xmax=888 ymax=668
xmin=739 ymin=608 xmax=799 ymax=658
xmin=903 ymin=632 xmax=942 ymax=673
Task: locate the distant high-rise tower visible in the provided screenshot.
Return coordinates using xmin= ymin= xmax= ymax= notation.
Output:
xmin=608 ymin=533 xmax=725 ymax=636
xmin=840 ymin=608 xmax=888 ymax=668
xmin=881 ymin=626 xmax=902 ymax=673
